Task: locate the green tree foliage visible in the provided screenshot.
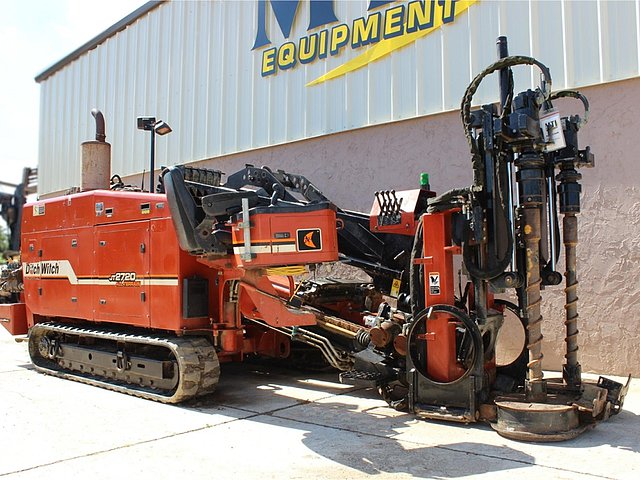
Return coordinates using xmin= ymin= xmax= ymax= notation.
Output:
xmin=0 ymin=224 xmax=8 ymax=260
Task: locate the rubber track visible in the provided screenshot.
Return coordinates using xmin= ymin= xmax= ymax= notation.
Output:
xmin=28 ymin=322 xmax=220 ymax=404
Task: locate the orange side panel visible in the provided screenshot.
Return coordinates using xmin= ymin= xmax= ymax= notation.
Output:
xmin=148 ymin=217 xmax=214 ymax=331
xmin=231 ymin=209 xmax=338 ymax=268
xmin=422 ymin=211 xmax=457 ymax=307
xmin=420 ymin=211 xmax=464 ymax=382
xmin=423 ymin=312 xmax=467 ymax=382
xmin=369 ymin=189 xmax=422 ymax=236
xmin=22 ymin=227 xmax=95 ymax=323
xmin=93 ymin=221 xmax=150 ymax=326
xmin=238 ymin=272 xmax=316 ymax=327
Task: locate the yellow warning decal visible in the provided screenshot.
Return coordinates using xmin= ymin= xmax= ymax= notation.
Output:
xmin=390 ymin=278 xmax=402 ymax=298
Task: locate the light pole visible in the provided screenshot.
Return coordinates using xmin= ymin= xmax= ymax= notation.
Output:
xmin=137 ymin=116 xmax=172 ymax=193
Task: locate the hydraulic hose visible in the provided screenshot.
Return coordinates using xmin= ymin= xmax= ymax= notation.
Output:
xmin=461 ymin=56 xmax=552 ymax=192
xmin=462 ymin=237 xmax=513 ymax=280
xmin=426 ymin=187 xmax=474 ymax=213
xmin=408 ymin=304 xmax=483 ymax=382
xmin=461 ymin=55 xmax=552 ymax=161
xmin=549 ymin=90 xmax=590 ymax=128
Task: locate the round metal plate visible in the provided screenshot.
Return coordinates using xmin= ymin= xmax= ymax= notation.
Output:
xmin=492 ymin=399 xmax=589 ymax=442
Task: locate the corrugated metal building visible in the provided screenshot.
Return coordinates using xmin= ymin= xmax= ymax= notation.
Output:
xmin=36 ymin=0 xmax=640 ymax=375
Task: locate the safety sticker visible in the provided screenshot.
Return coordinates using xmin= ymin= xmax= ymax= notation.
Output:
xmin=540 ymin=108 xmax=566 ymax=152
xmin=429 ymin=272 xmax=441 ymax=295
xmin=296 ymin=229 xmax=322 ymax=252
xmin=390 ymin=278 xmax=401 ymax=298
xmin=32 ymin=204 xmax=45 ymax=216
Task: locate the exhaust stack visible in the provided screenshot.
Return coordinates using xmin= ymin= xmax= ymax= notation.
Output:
xmin=81 ymin=109 xmax=111 ymax=191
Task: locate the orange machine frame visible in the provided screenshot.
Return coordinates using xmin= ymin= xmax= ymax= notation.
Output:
xmin=16 ymin=189 xmax=341 ymax=364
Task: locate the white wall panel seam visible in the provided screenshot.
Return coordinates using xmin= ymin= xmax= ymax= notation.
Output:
xmin=597 ymin=0 xmax=603 ymax=84
xmin=637 ymin=0 xmax=640 ymax=75
xmin=560 ymin=0 xmax=568 ymax=89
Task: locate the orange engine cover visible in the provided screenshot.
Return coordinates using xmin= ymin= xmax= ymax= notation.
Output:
xmin=21 ymin=190 xmax=215 ymax=333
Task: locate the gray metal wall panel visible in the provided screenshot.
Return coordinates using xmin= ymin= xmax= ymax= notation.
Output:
xmin=600 ymin=0 xmax=639 ymax=82
xmin=530 ymin=1 xmax=565 ymax=89
xmin=468 ymin=1 xmax=500 ymax=106
xmin=416 ymin=30 xmax=443 ymax=114
xmin=442 ymin=13 xmax=471 ymax=111
xmin=501 ymin=1 xmax=532 ymax=92
xmin=565 ymin=1 xmax=601 ymax=86
xmin=38 ymin=0 xmax=640 ymax=195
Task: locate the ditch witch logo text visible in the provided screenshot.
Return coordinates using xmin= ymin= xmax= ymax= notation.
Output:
xmin=253 ymin=0 xmax=478 ymax=84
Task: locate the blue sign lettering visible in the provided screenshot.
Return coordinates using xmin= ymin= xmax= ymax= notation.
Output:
xmin=253 ymin=0 xmax=339 ymax=50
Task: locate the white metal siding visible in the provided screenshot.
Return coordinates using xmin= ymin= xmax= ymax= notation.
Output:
xmin=38 ymin=0 xmax=640 ymax=195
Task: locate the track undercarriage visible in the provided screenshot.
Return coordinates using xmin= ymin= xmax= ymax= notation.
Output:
xmin=28 ymin=322 xmax=220 ymax=403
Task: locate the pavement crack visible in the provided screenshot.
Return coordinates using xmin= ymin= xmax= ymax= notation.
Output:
xmin=0 ymin=419 xmax=240 ymax=478
xmin=216 ymin=385 xmax=370 ymax=418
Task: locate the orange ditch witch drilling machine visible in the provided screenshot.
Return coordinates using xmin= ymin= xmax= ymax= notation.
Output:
xmin=0 ymin=39 xmax=630 ymax=441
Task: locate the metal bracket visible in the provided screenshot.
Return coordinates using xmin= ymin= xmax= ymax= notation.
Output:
xmin=48 ymin=338 xmax=59 ymax=359
xmin=375 ymin=190 xmax=403 ymax=226
xmin=116 ymin=350 xmax=129 ymax=373
xmin=240 ymin=197 xmax=252 ymax=262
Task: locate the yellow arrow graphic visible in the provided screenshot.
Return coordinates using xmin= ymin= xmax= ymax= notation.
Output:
xmin=306 ymin=0 xmax=478 ymax=87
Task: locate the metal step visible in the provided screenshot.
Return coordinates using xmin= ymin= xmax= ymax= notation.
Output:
xmin=339 ymin=370 xmax=386 ymax=387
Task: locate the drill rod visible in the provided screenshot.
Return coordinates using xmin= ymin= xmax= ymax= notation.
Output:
xmin=562 ymin=213 xmax=582 ymax=389
xmin=522 ymin=207 xmax=547 ymax=402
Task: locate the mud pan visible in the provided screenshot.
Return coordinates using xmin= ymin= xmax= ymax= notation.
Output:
xmin=492 ymin=400 xmax=591 ymax=442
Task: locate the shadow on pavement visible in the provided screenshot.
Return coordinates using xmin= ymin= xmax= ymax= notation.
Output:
xmin=185 ymin=362 xmax=537 ymax=478
xmin=296 ymin=399 xmax=536 ymax=477
xmin=551 ymin=408 xmax=640 ymax=453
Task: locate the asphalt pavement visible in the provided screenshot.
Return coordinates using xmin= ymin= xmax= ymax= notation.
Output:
xmin=1 ymin=329 xmax=638 ymax=480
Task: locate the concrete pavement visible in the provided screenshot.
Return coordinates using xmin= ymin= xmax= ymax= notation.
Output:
xmin=1 ymin=329 xmax=638 ymax=480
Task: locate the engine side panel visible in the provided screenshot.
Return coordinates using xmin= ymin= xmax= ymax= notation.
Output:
xmin=22 ymin=191 xmax=213 ymax=332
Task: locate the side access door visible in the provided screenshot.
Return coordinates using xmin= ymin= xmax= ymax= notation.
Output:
xmin=93 ymin=221 xmax=150 ymax=327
